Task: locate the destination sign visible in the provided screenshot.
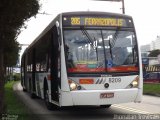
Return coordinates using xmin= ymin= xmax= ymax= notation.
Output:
xmin=63 ymin=16 xmax=133 ymax=27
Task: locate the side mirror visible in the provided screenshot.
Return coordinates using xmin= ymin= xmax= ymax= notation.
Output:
xmin=56 ymin=21 xmax=59 ymax=28
xmin=55 ymin=21 xmax=61 ymax=45
xmin=56 ymin=21 xmax=60 ymax=35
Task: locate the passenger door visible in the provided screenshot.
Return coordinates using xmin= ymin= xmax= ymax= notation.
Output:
xmin=50 ymin=25 xmax=60 ymax=102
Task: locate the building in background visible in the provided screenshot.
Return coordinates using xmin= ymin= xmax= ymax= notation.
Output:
xmin=140 ymin=44 xmax=151 ymax=52
xmin=150 ymin=36 xmax=160 ymax=50
xmin=140 ymin=36 xmax=160 ymax=52
xmin=140 ymin=36 xmax=160 ymax=74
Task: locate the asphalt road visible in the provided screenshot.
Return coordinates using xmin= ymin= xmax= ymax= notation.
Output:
xmin=13 ymin=82 xmax=160 ymax=120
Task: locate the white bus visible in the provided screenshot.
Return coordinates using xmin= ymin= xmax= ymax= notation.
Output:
xmin=21 ymin=11 xmax=143 ymax=110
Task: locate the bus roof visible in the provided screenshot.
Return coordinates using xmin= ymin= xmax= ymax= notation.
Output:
xmin=62 ymin=11 xmax=132 ymax=18
xmin=23 ymin=11 xmax=133 ymax=54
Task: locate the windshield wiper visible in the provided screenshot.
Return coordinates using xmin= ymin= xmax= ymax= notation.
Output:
xmin=110 ymin=27 xmax=120 ymax=48
xmin=81 ymin=28 xmax=94 ymax=47
xmin=107 ymin=27 xmax=120 ymax=61
xmin=80 ymin=27 xmax=99 ymax=62
xmin=108 ymin=38 xmax=113 ymax=60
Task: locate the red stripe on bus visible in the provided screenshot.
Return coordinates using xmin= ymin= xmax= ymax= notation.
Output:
xmin=68 ymin=66 xmax=138 ymax=72
xmin=107 ymin=66 xmax=139 ymax=72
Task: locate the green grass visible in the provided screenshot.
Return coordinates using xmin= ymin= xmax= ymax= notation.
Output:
xmin=143 ymin=83 xmax=160 ymax=95
xmin=4 ymin=81 xmax=30 ymax=120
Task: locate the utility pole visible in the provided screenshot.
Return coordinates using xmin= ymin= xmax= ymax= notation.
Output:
xmin=121 ymin=0 xmax=125 ymax=14
xmin=93 ymin=0 xmax=125 ymax=14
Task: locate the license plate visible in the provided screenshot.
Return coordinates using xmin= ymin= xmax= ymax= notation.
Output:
xmin=100 ymin=93 xmax=114 ymax=99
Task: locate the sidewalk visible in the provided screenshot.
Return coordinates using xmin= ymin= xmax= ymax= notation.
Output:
xmin=143 ymin=93 xmax=160 ymax=97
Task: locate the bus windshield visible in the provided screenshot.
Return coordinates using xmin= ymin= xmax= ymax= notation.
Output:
xmin=64 ymin=29 xmax=139 ymax=73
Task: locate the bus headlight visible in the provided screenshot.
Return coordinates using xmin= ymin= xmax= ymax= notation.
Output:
xmin=68 ymin=79 xmax=84 ymax=91
xmin=70 ymin=82 xmax=77 ymax=90
xmin=132 ymin=80 xmax=138 ymax=87
xmin=126 ymin=76 xmax=139 ymax=88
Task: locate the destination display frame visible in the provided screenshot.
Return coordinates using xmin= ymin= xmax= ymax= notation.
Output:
xmin=62 ymin=16 xmax=133 ymax=27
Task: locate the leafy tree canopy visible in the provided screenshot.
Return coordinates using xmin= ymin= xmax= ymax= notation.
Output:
xmin=0 ymin=0 xmax=40 ymax=47
xmin=148 ymin=49 xmax=160 ymax=57
xmin=4 ymin=40 xmax=21 ymax=67
xmin=0 ymin=0 xmax=40 ymax=114
xmin=0 ymin=0 xmax=40 ymax=66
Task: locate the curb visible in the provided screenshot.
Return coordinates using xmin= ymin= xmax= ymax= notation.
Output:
xmin=143 ymin=93 xmax=160 ymax=97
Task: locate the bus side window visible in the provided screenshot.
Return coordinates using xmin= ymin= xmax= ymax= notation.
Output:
xmin=35 ymin=31 xmax=51 ymax=72
xmin=47 ymin=54 xmax=51 ymax=72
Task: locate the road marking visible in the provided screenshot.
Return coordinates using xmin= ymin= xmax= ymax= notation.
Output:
xmin=112 ymin=104 xmax=153 ymax=114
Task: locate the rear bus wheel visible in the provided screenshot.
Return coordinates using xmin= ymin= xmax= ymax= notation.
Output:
xmin=23 ymin=87 xmax=27 ymax=92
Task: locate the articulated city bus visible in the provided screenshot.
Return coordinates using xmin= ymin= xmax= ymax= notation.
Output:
xmin=21 ymin=11 xmax=143 ymax=110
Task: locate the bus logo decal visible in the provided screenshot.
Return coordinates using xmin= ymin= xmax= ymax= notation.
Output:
xmin=96 ymin=78 xmax=106 ymax=84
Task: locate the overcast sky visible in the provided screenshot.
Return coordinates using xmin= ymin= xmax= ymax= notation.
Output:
xmin=17 ymin=0 xmax=160 ymax=53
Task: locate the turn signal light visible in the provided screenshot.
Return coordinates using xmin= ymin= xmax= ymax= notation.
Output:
xmin=79 ymin=79 xmax=94 ymax=84
xmin=126 ymin=76 xmax=139 ymax=88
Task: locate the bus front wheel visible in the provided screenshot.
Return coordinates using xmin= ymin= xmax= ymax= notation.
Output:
xmin=44 ymin=87 xmax=54 ymax=110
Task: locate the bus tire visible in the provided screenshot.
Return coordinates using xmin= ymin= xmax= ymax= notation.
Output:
xmin=23 ymin=88 xmax=27 ymax=92
xmin=100 ymin=105 xmax=111 ymax=108
xmin=44 ymin=81 xmax=56 ymax=110
xmin=30 ymin=93 xmax=36 ymax=99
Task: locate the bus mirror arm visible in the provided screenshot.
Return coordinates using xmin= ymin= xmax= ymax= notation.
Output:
xmin=56 ymin=21 xmax=59 ymax=28
xmin=56 ymin=21 xmax=61 ymax=45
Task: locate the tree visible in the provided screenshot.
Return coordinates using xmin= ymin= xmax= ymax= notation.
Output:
xmin=4 ymin=41 xmax=20 ymax=67
xmin=0 ymin=0 xmax=40 ymax=115
xmin=148 ymin=49 xmax=160 ymax=57
xmin=4 ymin=40 xmax=21 ymax=75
